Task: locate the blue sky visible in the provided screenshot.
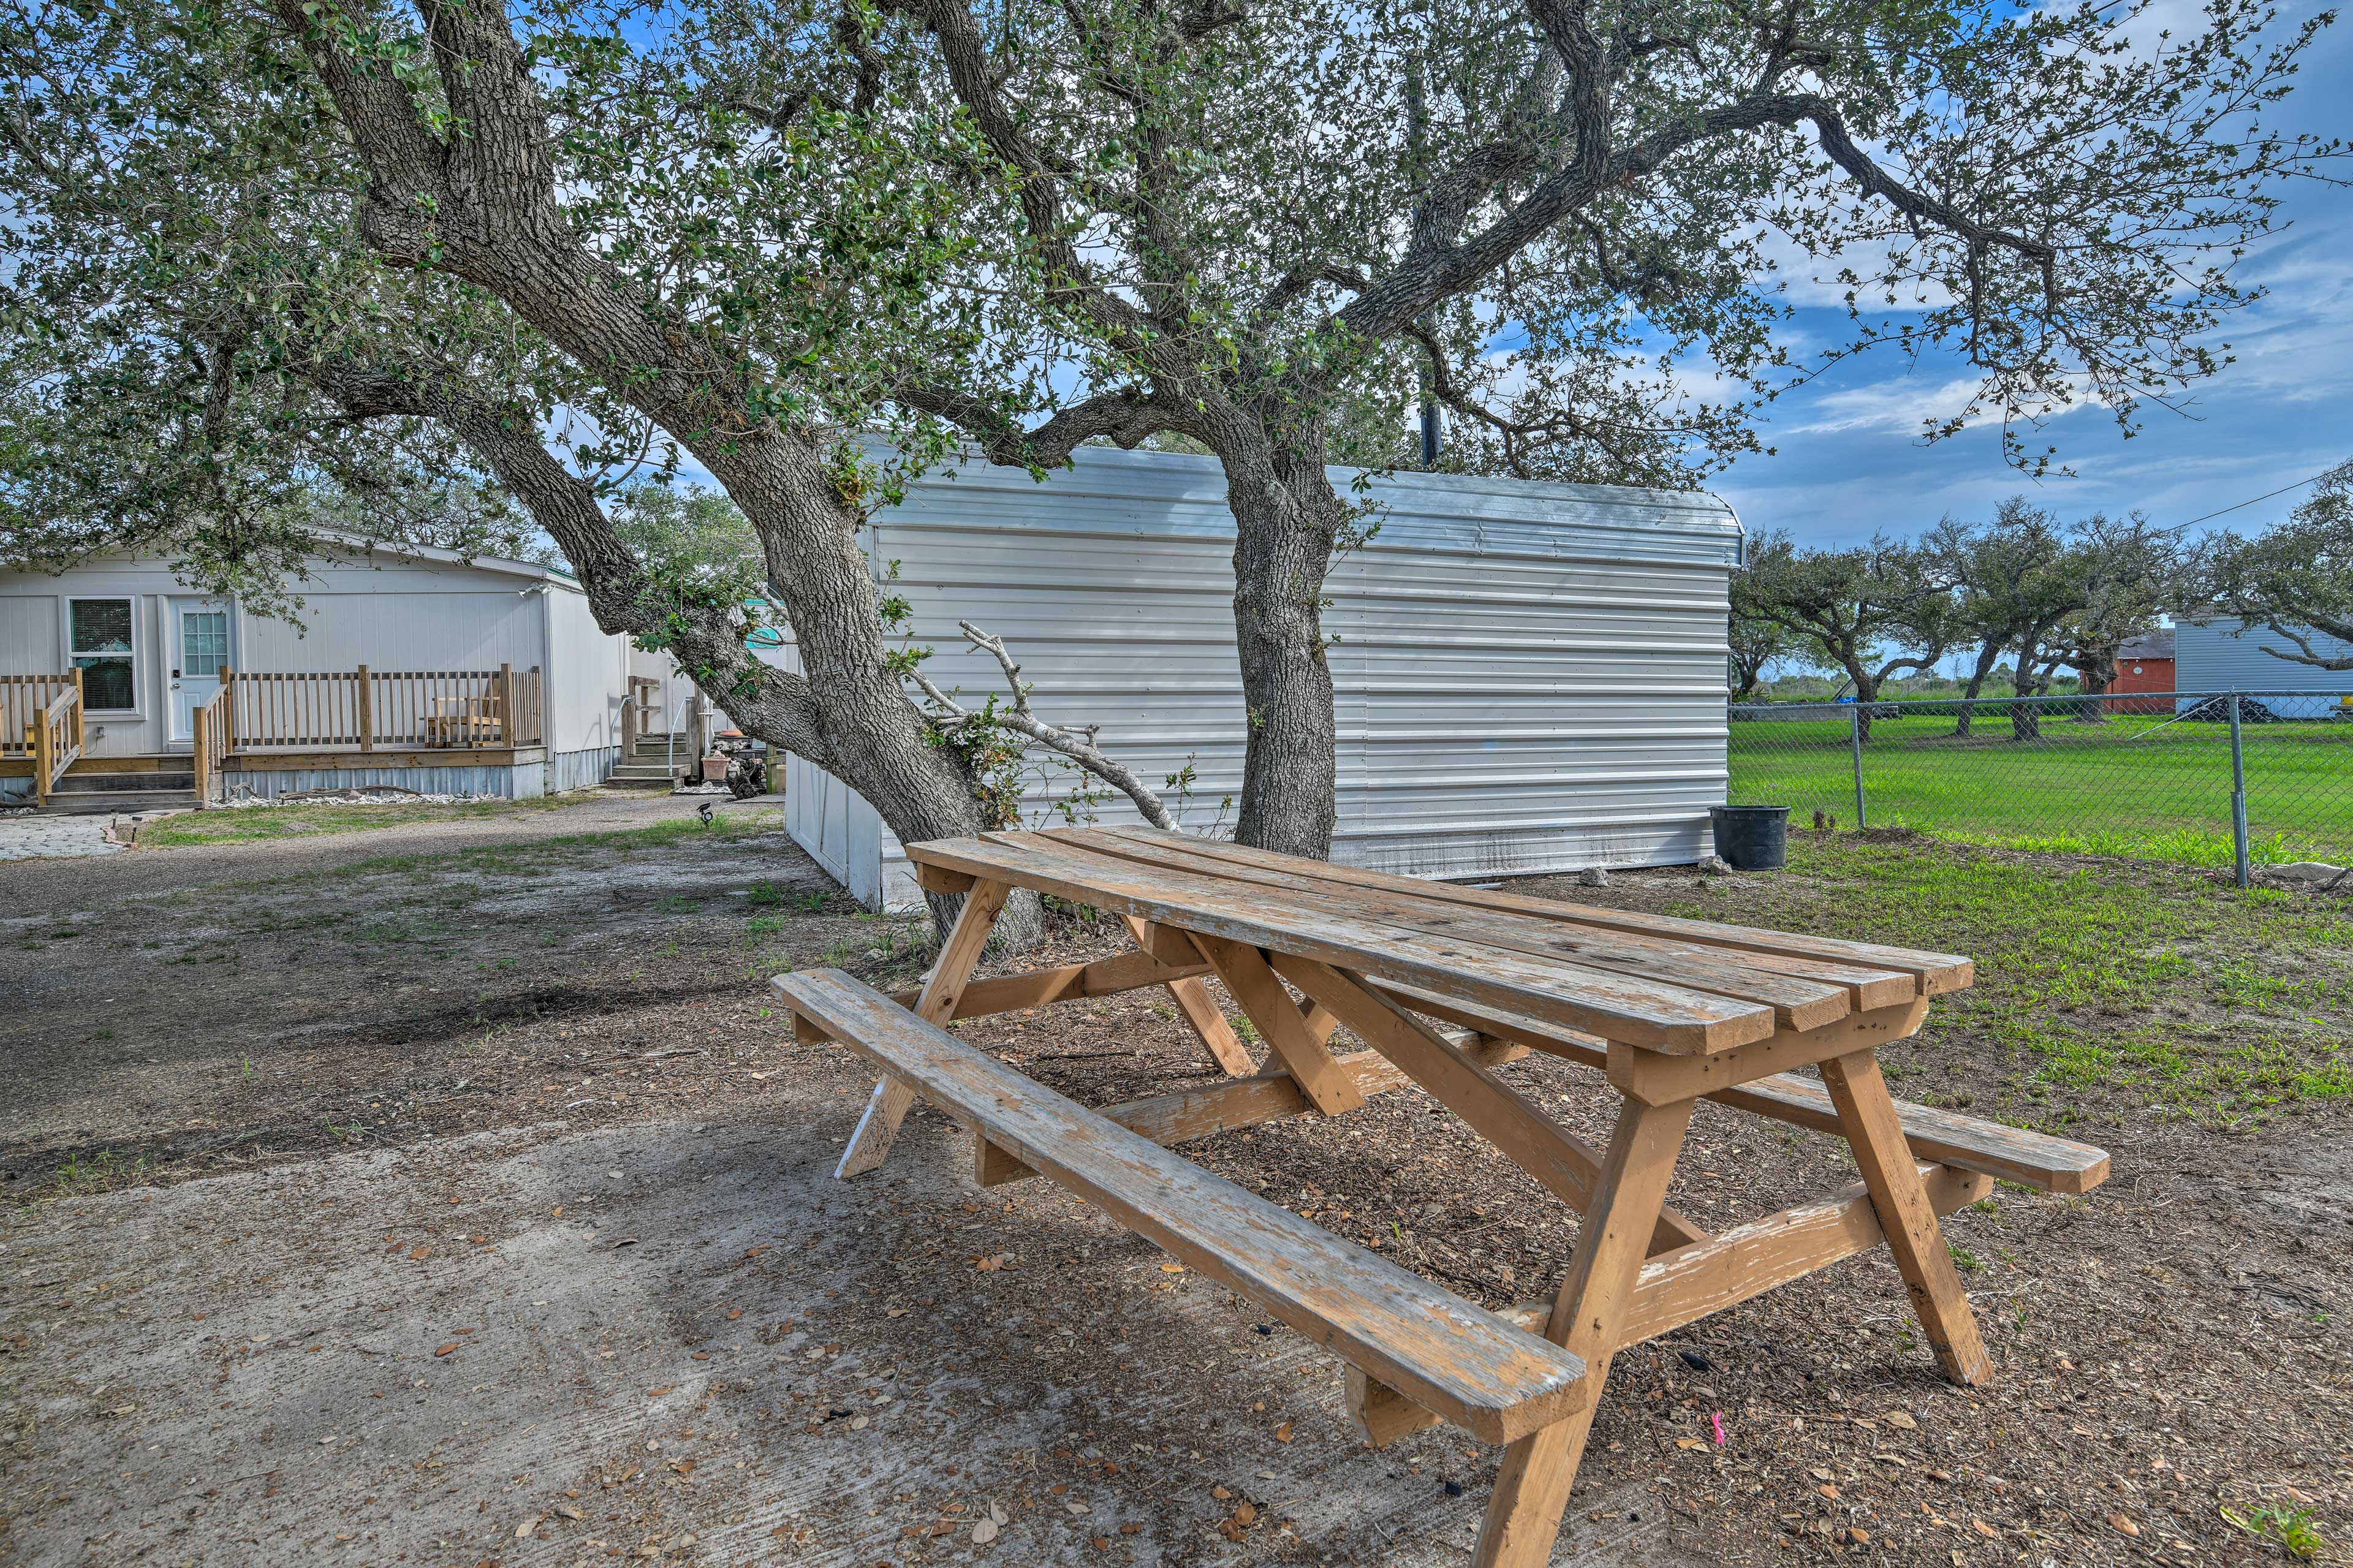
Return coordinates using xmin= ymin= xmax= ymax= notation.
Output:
xmin=1715 ymin=8 xmax=2353 ymax=550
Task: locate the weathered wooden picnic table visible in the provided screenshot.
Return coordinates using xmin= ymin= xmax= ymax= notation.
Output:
xmin=774 ymin=826 xmax=2110 ymax=1567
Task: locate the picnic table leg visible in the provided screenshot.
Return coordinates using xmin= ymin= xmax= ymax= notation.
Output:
xmin=1819 ymin=1048 xmax=1993 ymax=1385
xmin=1189 ymin=935 xmax=1367 ymax=1115
xmin=1473 ymin=1091 xmax=1696 ymax=1568
xmin=833 ymin=879 xmax=1010 ymax=1180
xmin=1118 ymin=914 xmax=1254 ymax=1077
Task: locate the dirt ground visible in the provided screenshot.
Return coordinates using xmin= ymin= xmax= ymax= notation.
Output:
xmin=2 ymin=798 xmax=2347 ymax=1567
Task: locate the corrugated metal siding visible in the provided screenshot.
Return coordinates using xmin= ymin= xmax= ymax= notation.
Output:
xmin=2176 ymin=619 xmax=2353 ymax=718
xmin=548 ymin=745 xmax=619 ymax=793
xmin=224 ymin=763 xmax=535 ymax=799
xmin=792 ymin=445 xmax=1738 ymax=911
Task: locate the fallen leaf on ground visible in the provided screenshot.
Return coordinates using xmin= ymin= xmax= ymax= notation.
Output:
xmin=1273 ymin=1422 xmax=1293 ymax=1442
xmin=1972 ymin=1519 xmax=2001 ymax=1539
xmin=434 ymin=1343 xmax=458 ymax=1357
xmin=971 ymin=1518 xmax=998 ymax=1545
xmin=2108 ymin=1515 xmax=2139 ymax=1537
xmin=1234 ymin=1502 xmax=1257 ymax=1526
xmin=516 ymin=1516 xmax=540 ymax=1538
xmin=1885 ymin=1411 xmax=1917 ymax=1430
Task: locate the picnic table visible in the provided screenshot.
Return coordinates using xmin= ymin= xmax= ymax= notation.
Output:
xmin=774 ymin=826 xmax=2110 ymax=1567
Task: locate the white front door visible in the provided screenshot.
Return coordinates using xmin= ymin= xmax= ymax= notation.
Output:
xmin=168 ymin=599 xmax=233 ymax=747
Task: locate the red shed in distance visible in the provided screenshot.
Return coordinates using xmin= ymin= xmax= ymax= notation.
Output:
xmin=2104 ymin=628 xmax=2176 ymax=713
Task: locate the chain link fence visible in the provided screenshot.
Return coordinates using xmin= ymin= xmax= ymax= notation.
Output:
xmin=1727 ymin=689 xmax=2353 ymax=882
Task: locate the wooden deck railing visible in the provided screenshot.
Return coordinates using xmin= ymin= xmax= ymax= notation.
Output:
xmin=193 ymin=684 xmax=229 ymax=805
xmin=621 ymin=675 xmax=661 ymax=748
xmin=2 ymin=673 xmax=78 ymax=759
xmin=226 ymin=664 xmax=545 ymax=751
xmin=26 ymin=673 xmax=83 ymax=805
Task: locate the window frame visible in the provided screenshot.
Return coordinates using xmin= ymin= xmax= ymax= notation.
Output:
xmin=65 ymin=595 xmax=142 ymax=714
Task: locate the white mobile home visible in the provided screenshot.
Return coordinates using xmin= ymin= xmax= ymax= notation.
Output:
xmin=2175 ymin=616 xmax=2353 ymax=718
xmin=2 ymin=542 xmax=645 ymax=807
xmin=784 ymin=445 xmax=1745 ymax=909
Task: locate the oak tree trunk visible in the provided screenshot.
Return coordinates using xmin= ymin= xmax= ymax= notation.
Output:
xmin=1213 ymin=415 xmax=1344 ymax=858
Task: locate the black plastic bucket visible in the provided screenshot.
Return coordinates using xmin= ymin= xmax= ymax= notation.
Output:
xmin=1709 ymin=805 xmax=1789 ymax=871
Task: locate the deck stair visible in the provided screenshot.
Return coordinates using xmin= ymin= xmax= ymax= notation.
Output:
xmin=12 ymin=758 xmax=199 ymax=815
xmin=605 ymin=733 xmax=685 ymax=790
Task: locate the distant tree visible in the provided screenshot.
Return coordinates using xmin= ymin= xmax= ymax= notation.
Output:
xmin=1924 ymin=501 xmax=2070 ymax=736
xmin=2208 ymin=459 xmax=2353 ymax=670
xmin=1733 ymin=531 xmax=1953 ymax=736
xmin=1998 ymin=514 xmax=2178 ymax=733
xmin=604 ymin=485 xmax=765 ymax=591
xmin=1927 ymin=502 xmax=2187 ymax=735
xmin=1727 ymin=609 xmax=1791 ymax=704
xmin=2042 ymin=515 xmax=2196 ymax=721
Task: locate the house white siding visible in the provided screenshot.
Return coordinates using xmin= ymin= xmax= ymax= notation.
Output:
xmin=787 ymin=445 xmax=1743 ymax=911
xmin=544 ymin=578 xmax=631 ymax=781
xmin=1 ymin=545 xmax=634 ymax=787
xmin=2176 ymin=618 xmax=2353 ymax=718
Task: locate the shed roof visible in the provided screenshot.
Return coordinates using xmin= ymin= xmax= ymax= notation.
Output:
xmin=2118 ymin=627 xmax=2175 ymax=661
xmin=872 ymin=441 xmax=1746 ymax=570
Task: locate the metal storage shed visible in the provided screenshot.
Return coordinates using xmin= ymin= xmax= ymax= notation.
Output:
xmin=784 ymin=445 xmax=1744 ymax=910
xmin=2175 ymin=617 xmax=2353 ymax=717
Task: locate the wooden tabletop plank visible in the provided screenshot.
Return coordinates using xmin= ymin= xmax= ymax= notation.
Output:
xmin=1097 ymin=826 xmax=1974 ymax=996
xmin=1062 ymin=827 xmax=1863 ymax=1029
xmin=777 ymin=969 xmax=1592 ymax=1443
xmin=1082 ymin=828 xmax=1915 ymax=1012
xmin=908 ymin=834 xmax=1778 ymax=1053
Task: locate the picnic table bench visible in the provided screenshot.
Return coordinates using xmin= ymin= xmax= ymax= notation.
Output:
xmin=772 ymin=826 xmax=2110 ymax=1567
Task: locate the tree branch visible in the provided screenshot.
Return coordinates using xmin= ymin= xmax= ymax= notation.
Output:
xmin=907 ymin=621 xmax=1176 ymax=828
xmin=892 ymin=382 xmax=1175 ymax=467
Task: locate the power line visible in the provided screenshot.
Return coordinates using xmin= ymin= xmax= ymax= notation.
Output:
xmin=2174 ymin=468 xmax=2334 ymax=530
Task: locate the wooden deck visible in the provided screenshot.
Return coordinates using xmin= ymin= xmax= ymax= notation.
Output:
xmin=0 ymin=746 xmax=549 ymax=778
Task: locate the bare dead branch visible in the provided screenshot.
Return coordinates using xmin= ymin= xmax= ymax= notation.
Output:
xmin=907 ymin=621 xmax=1177 ymax=829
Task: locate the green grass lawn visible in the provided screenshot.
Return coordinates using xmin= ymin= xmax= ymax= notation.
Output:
xmin=1730 ymin=711 xmax=2353 ymax=866
xmin=1632 ymin=835 xmax=2353 ymax=1127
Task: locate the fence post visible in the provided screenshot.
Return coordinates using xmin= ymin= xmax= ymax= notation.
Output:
xmin=1849 ymin=705 xmax=1867 ymax=830
xmin=194 ymin=705 xmax=211 ymax=805
xmin=219 ymin=665 xmax=236 ymax=752
xmin=2228 ymin=691 xmax=2250 ymax=888
xmin=356 ymin=664 xmax=373 ymax=752
xmin=497 ymin=662 xmax=515 ymax=748
xmin=69 ymin=667 xmax=85 ymax=752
